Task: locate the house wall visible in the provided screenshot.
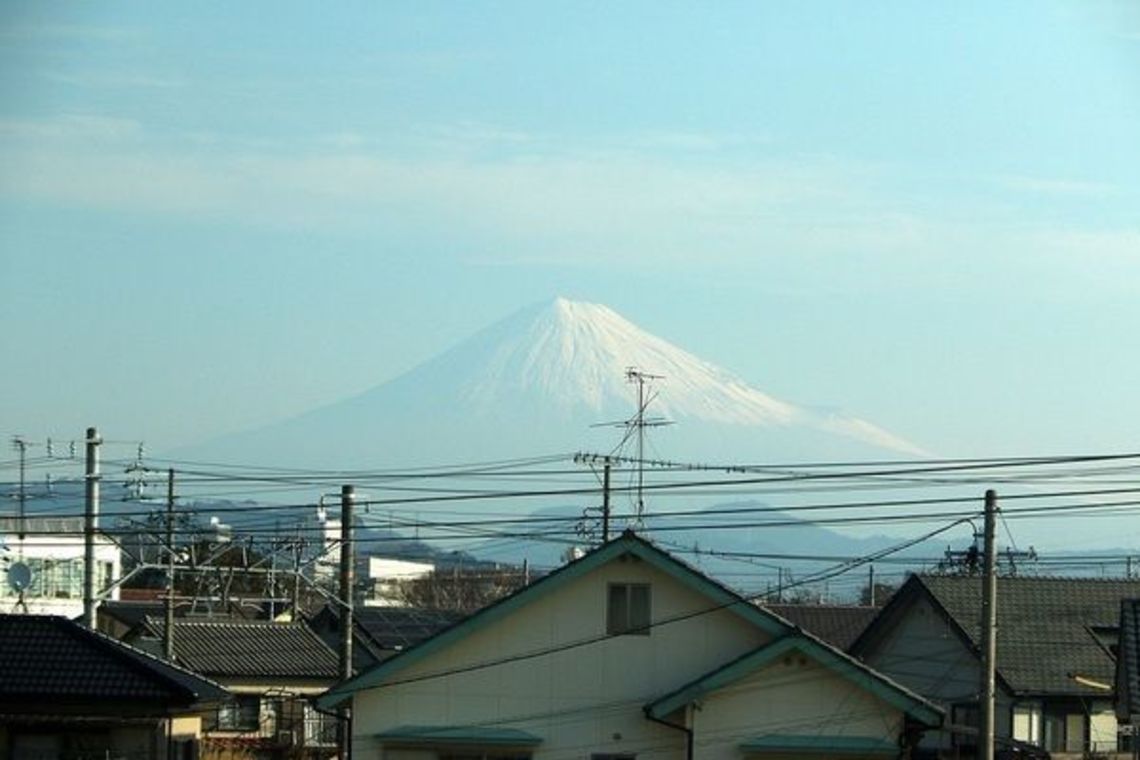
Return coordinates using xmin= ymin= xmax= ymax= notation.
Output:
xmin=857 ymin=593 xmax=1013 ymax=748
xmin=692 ymin=657 xmax=906 ymax=760
xmin=0 ymin=532 xmax=120 ymax=618
xmin=354 ymin=554 xmax=775 ymax=760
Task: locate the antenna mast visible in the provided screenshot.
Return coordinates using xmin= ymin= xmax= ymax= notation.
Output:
xmin=624 ymin=368 xmax=669 ymax=527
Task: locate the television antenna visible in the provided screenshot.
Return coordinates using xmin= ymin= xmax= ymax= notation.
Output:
xmin=590 ymin=367 xmax=673 ymax=528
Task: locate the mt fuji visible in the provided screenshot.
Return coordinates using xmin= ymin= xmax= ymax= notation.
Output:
xmin=180 ymin=298 xmax=927 ymax=470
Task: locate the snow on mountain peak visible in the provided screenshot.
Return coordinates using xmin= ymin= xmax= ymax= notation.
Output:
xmin=447 ymin=298 xmax=926 ymax=456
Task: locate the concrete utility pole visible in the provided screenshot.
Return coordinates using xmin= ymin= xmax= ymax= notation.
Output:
xmin=602 ymin=459 xmax=611 ymax=542
xmin=164 ymin=468 xmax=176 ymax=660
xmin=980 ymin=489 xmax=998 ymax=760
xmin=12 ymin=437 xmax=27 ymax=540
xmin=83 ymin=427 xmax=101 ymax=629
xmin=338 ymin=485 xmax=355 ymax=760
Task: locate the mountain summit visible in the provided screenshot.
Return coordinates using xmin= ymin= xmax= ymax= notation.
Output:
xmin=182 ymin=298 xmax=926 ymax=468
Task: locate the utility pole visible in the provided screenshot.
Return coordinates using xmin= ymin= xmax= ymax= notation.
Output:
xmin=868 ymin=564 xmax=876 ymax=607
xmin=164 ymin=468 xmax=176 ymax=660
xmin=338 ymin=485 xmax=355 ymax=760
xmin=83 ymin=427 xmax=101 ymax=629
xmin=980 ymin=489 xmax=998 ymax=760
xmin=292 ymin=520 xmax=302 ymax=618
xmin=602 ymin=459 xmax=611 ymax=542
xmin=12 ymin=437 xmax=27 ymax=540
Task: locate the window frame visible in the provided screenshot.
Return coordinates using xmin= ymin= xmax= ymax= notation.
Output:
xmin=606 ymin=582 xmax=651 ymax=636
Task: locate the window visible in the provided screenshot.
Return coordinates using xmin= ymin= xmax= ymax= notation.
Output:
xmin=607 ymin=583 xmax=650 ymax=635
xmin=207 ymin=696 xmax=261 ymax=732
xmin=303 ymin=702 xmax=339 ymax=747
xmin=1013 ymin=703 xmax=1042 ymax=746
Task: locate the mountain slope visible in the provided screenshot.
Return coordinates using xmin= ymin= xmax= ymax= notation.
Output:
xmin=177 ymin=297 xmax=926 ymax=470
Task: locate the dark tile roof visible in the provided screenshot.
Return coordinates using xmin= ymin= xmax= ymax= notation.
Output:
xmin=913 ymin=574 xmax=1140 ymax=696
xmin=142 ymin=618 xmax=340 ymax=680
xmin=0 ymin=614 xmax=228 ymax=710
xmin=1115 ymin=599 xmax=1140 ymax=718
xmin=763 ymin=604 xmax=878 ymax=651
xmin=353 ymin=606 xmax=466 ymax=651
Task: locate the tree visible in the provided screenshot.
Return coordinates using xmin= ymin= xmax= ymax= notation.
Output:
xmin=395 ymin=565 xmax=530 ymax=613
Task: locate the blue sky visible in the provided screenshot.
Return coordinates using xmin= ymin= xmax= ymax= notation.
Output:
xmin=2 ymin=1 xmax=1139 ymax=459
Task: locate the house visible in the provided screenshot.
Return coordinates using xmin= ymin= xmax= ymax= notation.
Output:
xmin=127 ymin=617 xmax=343 ymax=758
xmin=851 ymin=573 xmax=1140 ymax=758
xmin=0 ymin=613 xmax=227 ymax=760
xmin=97 ymin=599 xmax=271 ymax=640
xmin=320 ymin=531 xmax=942 ymax=760
xmin=0 ymin=515 xmax=121 ymax=618
xmin=365 ymin=556 xmax=436 ymax=606
xmin=307 ymin=602 xmax=465 ymax=672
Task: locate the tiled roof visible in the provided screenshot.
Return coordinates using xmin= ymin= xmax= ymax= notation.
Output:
xmin=354 ymin=606 xmax=466 ymax=651
xmin=763 ymin=604 xmax=878 ymax=651
xmin=142 ymin=618 xmax=340 ymax=680
xmin=0 ymin=614 xmax=228 ymax=708
xmin=916 ymin=574 xmax=1140 ymax=696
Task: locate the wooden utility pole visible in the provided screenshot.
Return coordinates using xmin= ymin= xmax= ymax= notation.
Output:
xmin=82 ymin=426 xmax=101 ymax=629
xmin=164 ymin=468 xmax=176 ymax=660
xmin=980 ymin=489 xmax=998 ymax=760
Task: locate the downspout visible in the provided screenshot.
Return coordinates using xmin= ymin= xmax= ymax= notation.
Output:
xmin=645 ymin=709 xmax=693 ymax=760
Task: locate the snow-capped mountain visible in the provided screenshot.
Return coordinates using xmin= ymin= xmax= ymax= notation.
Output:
xmin=178 ymin=298 xmax=926 ymax=469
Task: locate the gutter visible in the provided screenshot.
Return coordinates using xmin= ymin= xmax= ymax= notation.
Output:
xmin=645 ymin=710 xmax=693 ymax=760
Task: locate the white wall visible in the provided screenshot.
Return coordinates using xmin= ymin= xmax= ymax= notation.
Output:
xmin=1 ymin=531 xmax=120 ymax=617
xmin=355 ymin=553 xmax=773 ymax=760
xmin=693 ymin=656 xmax=905 ymax=760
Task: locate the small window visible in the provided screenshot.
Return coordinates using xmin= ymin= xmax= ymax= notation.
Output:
xmin=607 ymin=583 xmax=650 ymax=636
xmin=207 ymin=695 xmax=261 ymax=732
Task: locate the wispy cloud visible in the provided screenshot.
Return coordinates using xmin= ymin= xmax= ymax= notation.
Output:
xmin=0 ymin=24 xmax=144 ymax=43
xmin=3 ymin=117 xmax=1134 ymax=291
xmin=0 ymin=115 xmax=141 ymax=141
xmin=42 ymin=71 xmax=185 ymax=90
xmin=990 ymin=173 xmax=1113 ymax=197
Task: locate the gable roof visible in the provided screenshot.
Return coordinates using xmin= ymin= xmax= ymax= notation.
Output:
xmin=0 ymin=614 xmax=228 ymax=712
xmin=854 ymin=573 xmax=1140 ymax=697
xmin=645 ymin=632 xmax=942 ymax=727
xmin=320 ymin=531 xmax=794 ymax=707
xmin=140 ymin=618 xmax=340 ymax=680
xmin=763 ymin=603 xmax=878 ymax=651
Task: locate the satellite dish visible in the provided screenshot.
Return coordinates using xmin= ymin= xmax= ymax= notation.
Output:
xmin=7 ymin=561 xmax=32 ymax=593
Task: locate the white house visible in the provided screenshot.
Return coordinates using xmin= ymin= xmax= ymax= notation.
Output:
xmin=0 ymin=515 xmax=121 ymax=617
xmin=365 ymin=556 xmax=436 ymax=607
xmin=321 ymin=531 xmax=941 ymax=760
